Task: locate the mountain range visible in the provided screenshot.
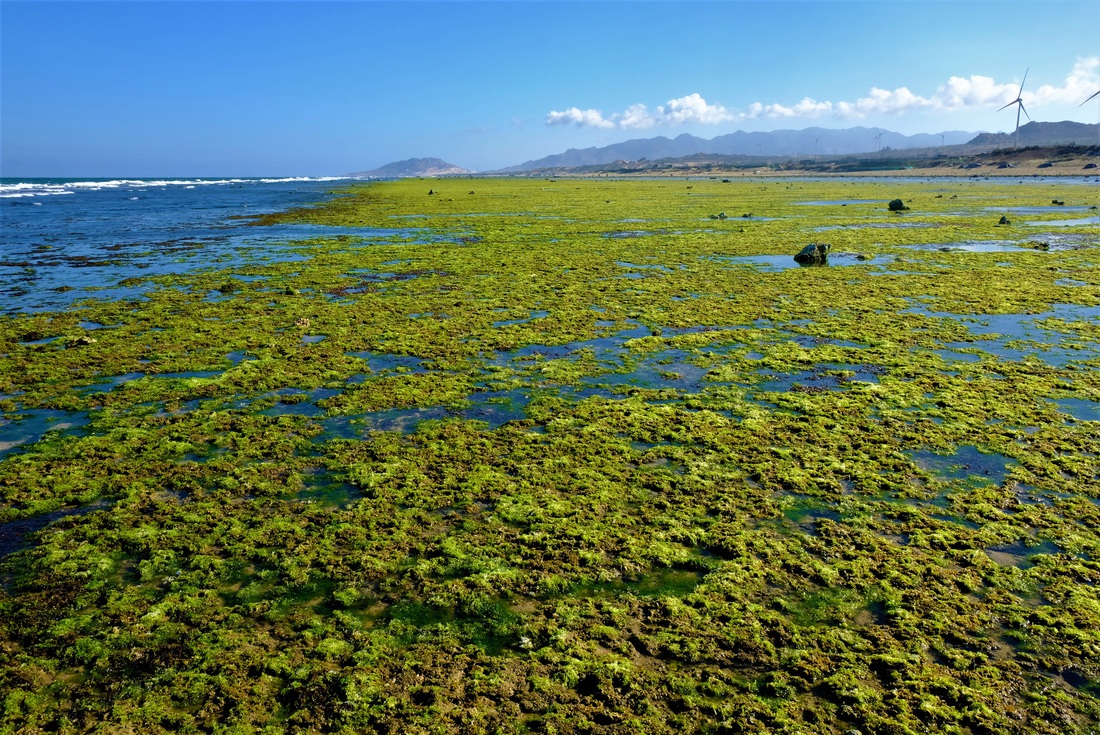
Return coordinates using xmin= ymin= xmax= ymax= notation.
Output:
xmin=965 ymin=120 xmax=1099 ymax=148
xmin=499 ymin=126 xmax=976 ymax=172
xmin=347 ymin=157 xmax=470 ymax=178
xmin=351 ymin=122 xmax=1099 ymax=178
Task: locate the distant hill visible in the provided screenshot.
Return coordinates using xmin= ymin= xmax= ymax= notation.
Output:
xmin=499 ymin=127 xmax=975 ymax=172
xmin=967 ymin=121 xmax=1099 ymax=147
xmin=347 ymin=157 xmax=470 ymax=178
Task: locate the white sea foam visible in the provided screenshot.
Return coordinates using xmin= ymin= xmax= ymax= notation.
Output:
xmin=0 ymin=176 xmax=347 ymax=198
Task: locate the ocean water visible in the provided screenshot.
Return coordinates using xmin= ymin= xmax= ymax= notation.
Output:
xmin=0 ymin=177 xmax=405 ymax=313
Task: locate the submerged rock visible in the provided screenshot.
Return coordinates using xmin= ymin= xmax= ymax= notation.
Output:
xmin=65 ymin=334 xmax=97 ymax=348
xmin=794 ymin=242 xmax=830 ymax=265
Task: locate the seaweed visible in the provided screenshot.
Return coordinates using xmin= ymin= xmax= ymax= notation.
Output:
xmin=2 ymin=177 xmax=1099 ymax=733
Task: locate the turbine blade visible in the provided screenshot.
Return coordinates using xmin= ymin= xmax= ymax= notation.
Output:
xmin=998 ymin=101 xmax=1015 ymax=111
xmin=1018 ymin=68 xmax=1028 ymax=96
xmin=1020 ymin=103 xmax=1030 ymax=121
xmin=1082 ymin=90 xmax=1100 ymax=106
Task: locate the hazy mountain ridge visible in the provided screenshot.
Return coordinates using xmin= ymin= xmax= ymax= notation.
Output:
xmin=358 ymin=123 xmax=1098 ymax=177
xmin=499 ymin=126 xmax=976 ymax=172
xmin=347 ymin=157 xmax=470 ymax=178
xmin=967 ymin=121 xmax=1099 ymax=148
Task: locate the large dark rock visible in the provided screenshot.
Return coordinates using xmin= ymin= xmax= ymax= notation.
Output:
xmin=888 ymin=198 xmax=909 ymax=211
xmin=794 ymin=243 xmax=830 ymax=265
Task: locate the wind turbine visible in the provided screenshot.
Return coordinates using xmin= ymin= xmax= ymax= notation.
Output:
xmin=998 ymin=68 xmax=1030 ymax=149
xmin=1081 ymin=90 xmax=1100 ymax=106
xmin=872 ymin=132 xmax=883 ymax=152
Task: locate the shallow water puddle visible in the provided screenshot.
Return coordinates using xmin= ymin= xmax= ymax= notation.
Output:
xmin=780 ymin=499 xmax=843 ymax=535
xmin=318 ymin=390 xmax=531 ymax=437
xmin=904 ymin=303 xmax=1100 ymax=366
xmin=492 ymin=310 xmax=549 ymax=328
xmin=346 ymin=350 xmax=426 ymax=374
xmin=986 ymin=205 xmax=1093 ymax=214
xmin=902 ymin=240 xmax=1033 ymax=253
xmin=1051 ymin=398 xmax=1100 ymax=422
xmin=930 ymin=348 xmax=982 ymax=364
xmin=78 ymin=371 xmax=147 ymax=395
xmin=289 ymin=468 xmax=360 ymax=508
xmin=908 ymin=445 xmax=1017 ymax=485
xmin=0 ymin=409 xmax=91 ymax=457
xmin=575 ymin=348 xmax=714 ymax=394
xmin=754 ymin=364 xmax=882 ymax=394
xmin=605 ymin=230 xmax=661 ymax=239
xmin=985 ymin=539 xmax=1063 ymax=568
xmin=711 ymin=253 xmax=894 ymax=271
xmin=1025 ymin=215 xmax=1100 ymax=227
xmin=259 ymin=388 xmax=342 ymax=417
xmin=0 ymin=499 xmax=113 ymax=558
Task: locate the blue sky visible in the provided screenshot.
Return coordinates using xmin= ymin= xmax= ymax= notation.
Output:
xmin=2 ymin=1 xmax=1097 ymax=176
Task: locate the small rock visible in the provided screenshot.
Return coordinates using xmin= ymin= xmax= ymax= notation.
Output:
xmin=888 ymin=198 xmax=909 ymax=211
xmin=794 ymin=243 xmax=830 ymax=265
xmin=65 ymin=334 xmax=97 ymax=348
xmin=1052 ymin=199 xmax=1065 ymax=205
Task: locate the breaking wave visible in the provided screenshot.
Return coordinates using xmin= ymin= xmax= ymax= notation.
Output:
xmin=0 ymin=177 xmax=348 ymax=198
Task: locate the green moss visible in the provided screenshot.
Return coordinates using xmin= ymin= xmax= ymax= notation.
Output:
xmin=2 ymin=177 xmax=1099 ymax=733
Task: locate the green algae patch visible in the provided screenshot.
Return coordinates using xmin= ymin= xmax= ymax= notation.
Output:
xmin=2 ymin=177 xmax=1100 ymax=734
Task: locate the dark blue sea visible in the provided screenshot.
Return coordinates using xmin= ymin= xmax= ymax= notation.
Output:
xmin=0 ymin=177 xmax=406 ymax=314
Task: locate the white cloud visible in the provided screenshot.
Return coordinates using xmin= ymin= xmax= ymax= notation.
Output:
xmin=619 ymin=104 xmax=658 ymax=130
xmin=935 ymin=75 xmax=1017 ymax=110
xmin=753 ymin=97 xmax=834 ymax=119
xmin=1028 ymin=56 xmax=1100 ymax=105
xmin=657 ymin=93 xmax=736 ymax=125
xmin=546 ymin=57 xmax=1099 ymax=129
xmin=545 ymin=107 xmax=615 ymax=128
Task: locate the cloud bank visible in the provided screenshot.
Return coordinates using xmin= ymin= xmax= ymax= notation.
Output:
xmin=547 ymin=57 xmax=1100 ymax=129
